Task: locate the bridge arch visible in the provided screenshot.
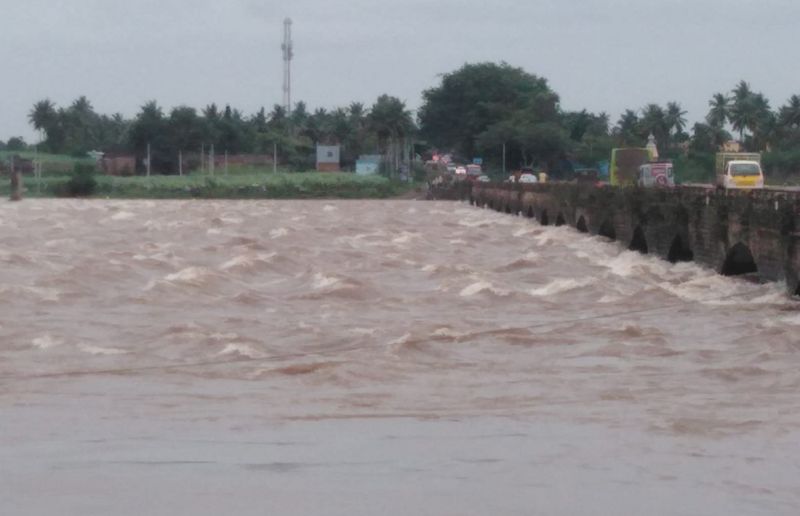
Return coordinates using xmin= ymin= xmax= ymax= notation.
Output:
xmin=722 ymin=242 xmax=758 ymax=276
xmin=629 ymin=226 xmax=648 ymax=254
xmin=555 ymin=213 xmax=566 ymax=227
xmin=667 ymin=235 xmax=694 ymax=263
xmin=505 ymin=204 xmax=511 ymax=214
xmin=540 ymin=210 xmax=550 ymax=226
xmin=576 ymin=215 xmax=588 ymax=233
xmin=526 ymin=206 xmax=534 ymax=218
xmin=598 ymin=219 xmax=616 ymax=240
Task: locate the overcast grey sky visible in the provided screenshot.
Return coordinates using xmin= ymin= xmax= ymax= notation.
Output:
xmin=2 ymin=0 xmax=798 ymax=142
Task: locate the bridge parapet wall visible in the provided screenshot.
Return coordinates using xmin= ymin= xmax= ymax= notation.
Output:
xmin=465 ymin=182 xmax=800 ymax=296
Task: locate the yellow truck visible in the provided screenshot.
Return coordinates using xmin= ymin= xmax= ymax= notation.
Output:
xmin=715 ymin=152 xmax=764 ymax=189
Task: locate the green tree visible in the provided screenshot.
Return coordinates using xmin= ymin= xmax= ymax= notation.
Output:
xmin=665 ymin=102 xmax=687 ymax=139
xmin=418 ymin=62 xmax=554 ymax=159
xmin=778 ymin=95 xmax=800 ymax=130
xmin=6 ymin=136 xmax=27 ymax=151
xmin=128 ymin=101 xmax=167 ymax=172
xmin=690 ymin=122 xmax=730 ymax=153
xmin=167 ymin=106 xmax=203 ymax=155
xmin=29 ymin=99 xmax=60 ymax=150
xmin=368 ymin=94 xmax=415 ymax=176
xmin=614 ymin=110 xmax=640 ymax=146
xmin=706 ymin=93 xmax=729 ymax=129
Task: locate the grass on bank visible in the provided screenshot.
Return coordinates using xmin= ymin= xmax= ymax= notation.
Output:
xmin=0 ymin=169 xmax=415 ymax=199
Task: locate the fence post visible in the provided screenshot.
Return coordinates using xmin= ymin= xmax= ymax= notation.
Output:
xmin=9 ymin=158 xmax=22 ymax=201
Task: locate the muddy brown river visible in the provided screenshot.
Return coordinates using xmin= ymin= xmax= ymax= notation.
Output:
xmin=1 ymin=199 xmax=799 ymax=515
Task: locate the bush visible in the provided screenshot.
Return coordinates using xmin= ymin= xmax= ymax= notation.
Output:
xmin=65 ymin=164 xmax=98 ymax=196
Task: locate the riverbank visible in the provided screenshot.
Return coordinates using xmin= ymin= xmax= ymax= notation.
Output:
xmin=0 ymin=172 xmax=418 ymax=200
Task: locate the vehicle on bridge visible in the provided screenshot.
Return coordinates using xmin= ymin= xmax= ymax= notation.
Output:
xmin=715 ymin=152 xmax=764 ymax=189
xmin=610 ymin=148 xmax=652 ymax=186
xmin=637 ymin=160 xmax=674 ymax=187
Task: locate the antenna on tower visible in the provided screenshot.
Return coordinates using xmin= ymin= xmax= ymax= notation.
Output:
xmin=281 ymin=18 xmax=294 ymax=117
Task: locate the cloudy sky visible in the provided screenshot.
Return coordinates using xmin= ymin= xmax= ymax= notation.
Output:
xmin=2 ymin=0 xmax=798 ymax=141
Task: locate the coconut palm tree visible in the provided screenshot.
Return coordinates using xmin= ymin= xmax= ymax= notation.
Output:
xmin=729 ymin=81 xmax=756 ymax=142
xmin=614 ymin=110 xmax=639 ymax=146
xmin=664 ymin=102 xmax=688 ymax=150
xmin=29 ymin=99 xmax=57 ymax=133
xmin=778 ymin=95 xmax=800 ymax=129
xmin=706 ymin=93 xmax=729 ymax=128
xmin=639 ymin=104 xmax=668 ymax=153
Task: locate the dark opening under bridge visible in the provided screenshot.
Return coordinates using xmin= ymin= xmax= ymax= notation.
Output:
xmin=435 ymin=182 xmax=800 ymax=297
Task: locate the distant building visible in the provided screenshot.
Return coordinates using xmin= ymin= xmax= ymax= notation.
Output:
xmin=722 ymin=140 xmax=742 ymax=153
xmin=316 ymin=145 xmax=341 ymax=172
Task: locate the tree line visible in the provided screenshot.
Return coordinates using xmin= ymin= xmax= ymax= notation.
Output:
xmin=7 ymin=62 xmax=800 ymax=180
xmin=418 ymin=63 xmax=800 ymax=180
xmin=20 ymin=94 xmax=415 ymax=174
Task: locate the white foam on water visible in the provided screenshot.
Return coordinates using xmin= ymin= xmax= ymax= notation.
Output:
xmin=270 ymin=228 xmax=289 ymax=239
xmin=459 ymin=281 xmax=509 ymax=297
xmin=31 ymin=335 xmax=62 ymax=350
xmin=77 ymin=344 xmax=128 ymax=355
xmin=387 ymin=333 xmax=412 ymax=347
xmin=219 ymin=252 xmax=276 ymax=271
xmin=164 ymin=267 xmax=216 ymax=286
xmin=323 ymin=204 xmax=337 ymax=212
xmin=392 ymin=232 xmax=420 ymax=244
xmin=513 ymin=226 xmax=540 ymax=238
xmin=529 ymin=277 xmax=595 ymax=297
xmin=216 ymin=343 xmax=265 ymax=359
xmin=312 ymin=272 xmax=341 ymax=290
xmin=111 ymin=211 xmax=135 ymax=221
xmin=431 ymin=327 xmax=466 ymax=338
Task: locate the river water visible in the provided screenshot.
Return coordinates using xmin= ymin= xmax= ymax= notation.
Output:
xmin=1 ymin=199 xmax=799 ymax=515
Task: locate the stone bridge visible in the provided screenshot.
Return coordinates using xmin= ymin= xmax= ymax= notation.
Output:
xmin=439 ymin=182 xmax=800 ymax=297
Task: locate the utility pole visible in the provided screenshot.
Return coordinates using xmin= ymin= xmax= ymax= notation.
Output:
xmin=209 ymin=144 xmax=215 ymax=176
xmin=282 ymin=18 xmax=294 ymax=117
xmin=178 ymin=150 xmax=183 ymax=176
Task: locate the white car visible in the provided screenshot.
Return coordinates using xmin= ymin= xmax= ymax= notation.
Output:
xmin=518 ymin=173 xmax=538 ymax=184
xmin=454 ymin=166 xmax=467 ymax=175
xmin=477 ymin=175 xmax=490 ymax=182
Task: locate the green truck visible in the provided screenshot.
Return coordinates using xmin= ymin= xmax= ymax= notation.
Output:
xmin=610 ymin=148 xmax=652 ymax=186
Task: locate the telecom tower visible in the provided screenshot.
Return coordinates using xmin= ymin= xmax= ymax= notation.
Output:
xmin=282 ymin=18 xmax=294 ymax=117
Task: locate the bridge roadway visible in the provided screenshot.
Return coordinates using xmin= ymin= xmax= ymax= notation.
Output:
xmin=437 ymin=182 xmax=800 ymax=297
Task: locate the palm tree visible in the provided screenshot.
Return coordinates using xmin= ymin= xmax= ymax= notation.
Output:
xmin=615 ymin=110 xmax=639 ymax=146
xmin=665 ymin=102 xmax=687 ymax=149
xmin=706 ymin=93 xmax=729 ymax=128
xmin=779 ymin=95 xmax=800 ymax=129
xmin=729 ymin=81 xmax=755 ymax=142
xmin=29 ymin=99 xmax=57 ymax=133
xmin=639 ymin=104 xmax=668 ymax=152
xmin=29 ymin=99 xmax=60 ymax=151
xmin=749 ymin=93 xmax=774 ymax=150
